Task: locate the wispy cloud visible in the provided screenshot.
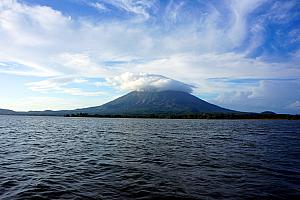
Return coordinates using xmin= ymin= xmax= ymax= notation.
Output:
xmin=26 ymin=76 xmax=106 ymax=96
xmin=0 ymin=61 xmax=60 ymax=77
xmin=102 ymin=0 xmax=156 ymax=22
xmin=165 ymin=0 xmax=185 ymax=23
xmin=88 ymin=2 xmax=108 ymax=11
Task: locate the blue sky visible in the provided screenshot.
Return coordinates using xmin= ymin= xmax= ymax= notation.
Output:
xmin=0 ymin=0 xmax=299 ymax=113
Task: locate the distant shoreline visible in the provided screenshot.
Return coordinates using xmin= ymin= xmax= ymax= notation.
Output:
xmin=64 ymin=113 xmax=300 ymax=120
xmin=1 ymin=113 xmax=299 ymax=120
xmin=0 ymin=114 xmax=300 ymax=120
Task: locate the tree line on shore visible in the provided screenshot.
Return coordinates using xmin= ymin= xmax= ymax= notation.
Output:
xmin=65 ymin=112 xmax=300 ymax=120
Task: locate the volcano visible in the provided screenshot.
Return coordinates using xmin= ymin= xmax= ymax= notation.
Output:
xmin=74 ymin=91 xmax=236 ymax=115
xmin=2 ymin=91 xmax=297 ymax=119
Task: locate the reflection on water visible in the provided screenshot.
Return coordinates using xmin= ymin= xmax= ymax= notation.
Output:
xmin=0 ymin=116 xmax=299 ymax=199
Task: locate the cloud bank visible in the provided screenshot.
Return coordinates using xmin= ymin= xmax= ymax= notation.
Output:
xmin=211 ymin=79 xmax=300 ymax=114
xmin=107 ymin=72 xmax=194 ymax=93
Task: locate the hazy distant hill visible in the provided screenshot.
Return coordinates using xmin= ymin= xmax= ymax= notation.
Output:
xmin=75 ymin=91 xmax=236 ymax=115
xmin=0 ymin=109 xmax=16 ymax=115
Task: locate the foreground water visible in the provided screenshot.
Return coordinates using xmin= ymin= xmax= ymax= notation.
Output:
xmin=0 ymin=116 xmax=299 ymax=200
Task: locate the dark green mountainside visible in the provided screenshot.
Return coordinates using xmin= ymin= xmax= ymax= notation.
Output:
xmin=0 ymin=109 xmax=16 ymax=115
xmin=75 ymin=91 xmax=236 ymax=115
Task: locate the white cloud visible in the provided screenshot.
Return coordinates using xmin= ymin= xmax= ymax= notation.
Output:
xmin=89 ymin=2 xmax=108 ymax=11
xmin=0 ymin=0 xmax=157 ymax=78
xmin=26 ymin=77 xmax=81 ymax=91
xmin=57 ymin=52 xmax=112 ymax=77
xmin=227 ymin=0 xmax=267 ymax=47
xmin=26 ymin=76 xmax=106 ymax=96
xmin=107 ymin=72 xmax=194 ymax=93
xmin=165 ymin=0 xmax=185 ymax=23
xmin=0 ymin=61 xmax=60 ymax=77
xmin=0 ymin=0 xmax=71 ymax=46
xmin=102 ymin=0 xmax=156 ymax=22
xmin=59 ymin=53 xmax=94 ymax=68
xmin=132 ymin=53 xmax=300 ymax=83
xmin=0 ymin=0 xmax=283 ymax=79
xmin=265 ymin=0 xmax=297 ymax=24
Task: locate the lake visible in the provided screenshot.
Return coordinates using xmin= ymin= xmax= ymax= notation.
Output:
xmin=0 ymin=115 xmax=299 ymax=199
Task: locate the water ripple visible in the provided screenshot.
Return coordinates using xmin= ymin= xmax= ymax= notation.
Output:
xmin=0 ymin=116 xmax=299 ymax=199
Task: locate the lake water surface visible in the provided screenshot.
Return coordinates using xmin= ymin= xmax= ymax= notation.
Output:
xmin=0 ymin=115 xmax=299 ymax=199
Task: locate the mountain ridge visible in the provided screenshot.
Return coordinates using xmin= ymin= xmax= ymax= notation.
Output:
xmin=1 ymin=91 xmax=237 ymax=116
xmin=0 ymin=108 xmax=16 ymax=115
xmin=1 ymin=91 xmax=299 ymax=119
xmin=74 ymin=90 xmax=236 ymax=115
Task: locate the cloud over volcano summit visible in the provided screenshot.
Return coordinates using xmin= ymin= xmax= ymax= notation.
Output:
xmin=107 ymin=72 xmax=194 ymax=93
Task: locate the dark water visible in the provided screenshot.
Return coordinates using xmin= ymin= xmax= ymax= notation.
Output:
xmin=0 ymin=116 xmax=299 ymax=200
